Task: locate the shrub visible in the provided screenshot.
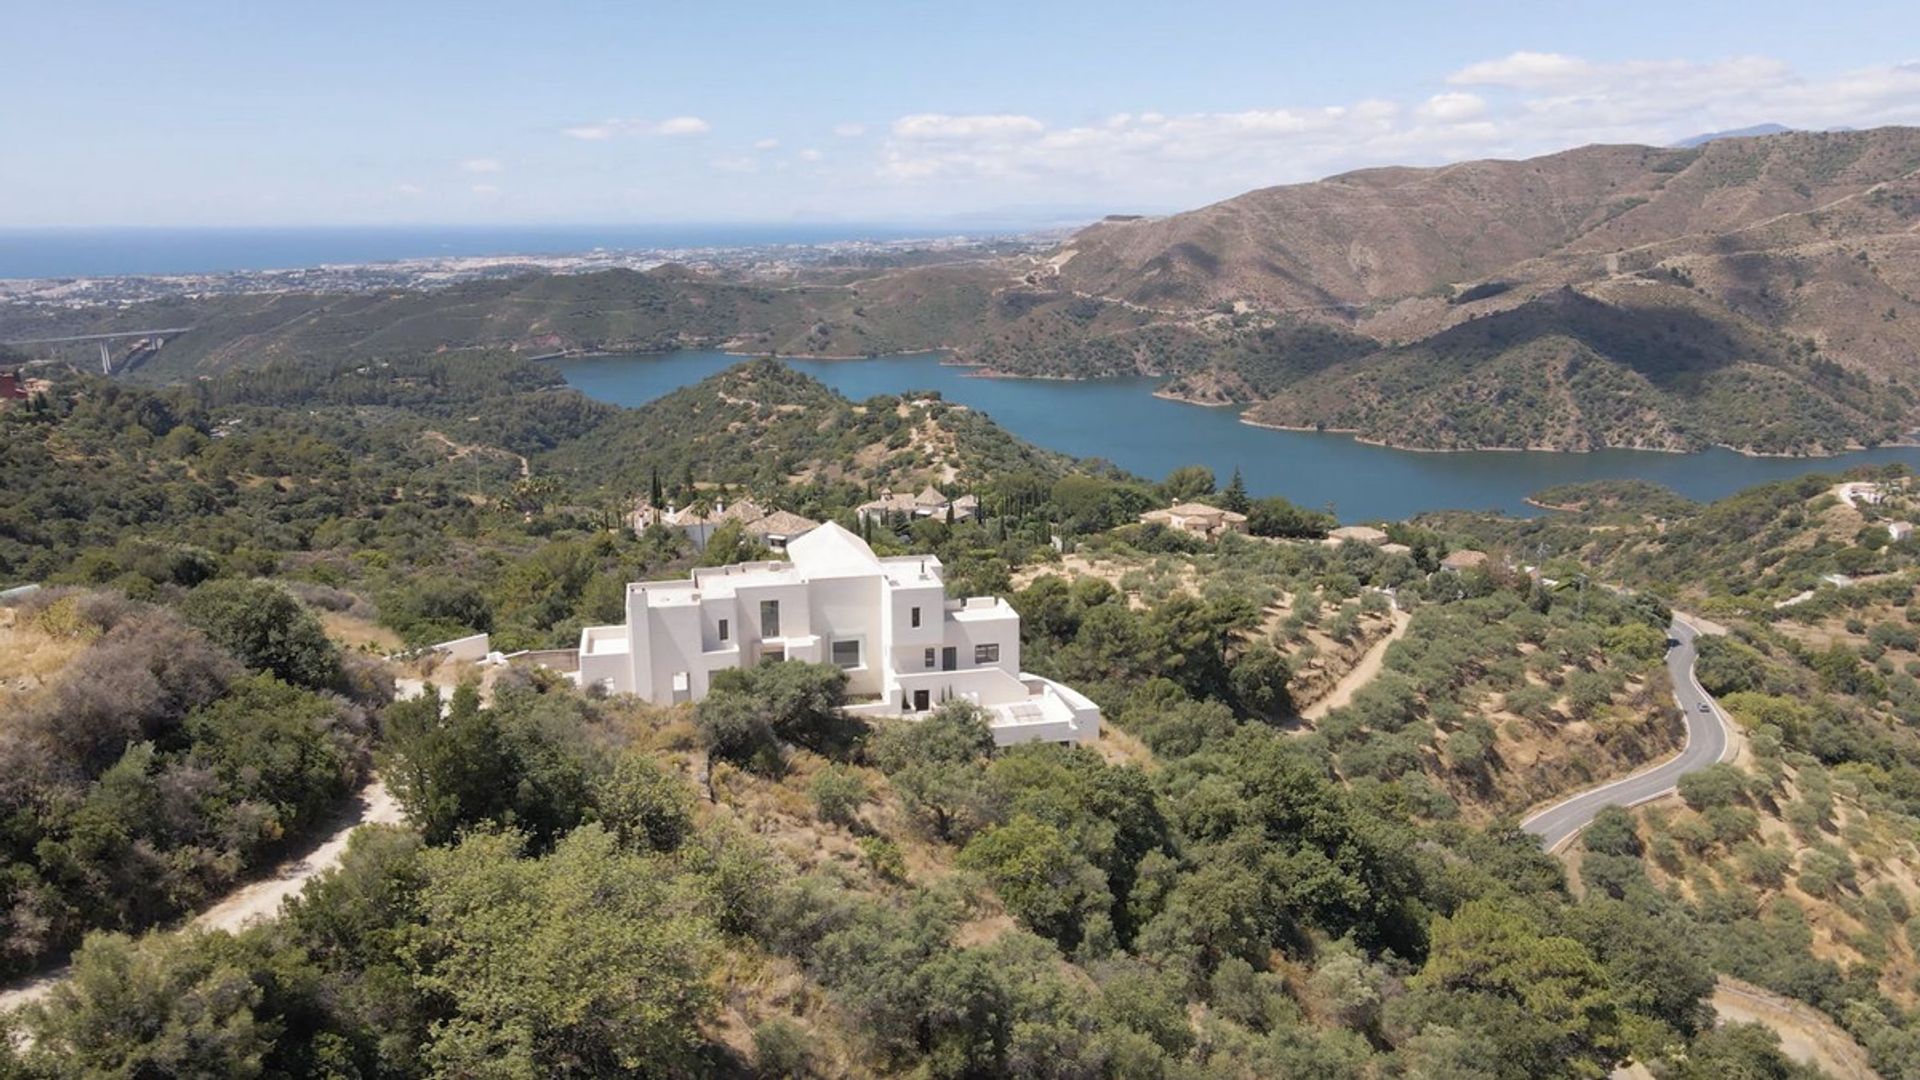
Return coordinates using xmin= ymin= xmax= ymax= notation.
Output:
xmin=753 ymin=1019 xmax=815 ymax=1078
xmin=594 ymin=752 xmax=695 ymax=853
xmin=809 ymin=764 xmax=871 ymax=827
xmin=179 ymin=579 xmax=343 ymax=692
xmin=1676 ymin=764 xmax=1747 ymax=811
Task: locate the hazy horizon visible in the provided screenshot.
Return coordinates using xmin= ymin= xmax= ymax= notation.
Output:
xmin=8 ymin=1 xmax=1920 ymax=229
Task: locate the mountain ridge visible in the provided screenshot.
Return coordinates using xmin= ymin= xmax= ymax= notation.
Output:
xmin=8 ymin=126 xmax=1920 ymax=454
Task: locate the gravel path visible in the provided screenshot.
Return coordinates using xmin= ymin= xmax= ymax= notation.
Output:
xmin=0 ymin=777 xmax=400 ymax=1015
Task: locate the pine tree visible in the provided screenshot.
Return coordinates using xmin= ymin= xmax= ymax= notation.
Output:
xmin=1223 ymin=467 xmax=1251 ymax=514
xmin=649 ymin=466 xmax=664 ymax=509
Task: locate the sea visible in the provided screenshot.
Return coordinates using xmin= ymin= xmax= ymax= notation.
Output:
xmin=0 ymin=224 xmax=959 ymax=279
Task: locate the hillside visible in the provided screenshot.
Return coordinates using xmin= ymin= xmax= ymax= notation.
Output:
xmin=544 ymin=356 xmax=1078 ymax=492
xmin=1052 ymin=128 xmax=1920 ymax=316
xmin=1062 ymin=127 xmax=1920 ymax=452
xmin=1235 ymin=287 xmax=1906 ymax=453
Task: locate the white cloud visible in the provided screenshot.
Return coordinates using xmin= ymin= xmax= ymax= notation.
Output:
xmin=1417 ymin=92 xmax=1486 ymax=123
xmin=865 ymin=55 xmax=1920 ymax=203
xmin=832 ymin=122 xmax=867 ymax=137
xmin=654 ymin=116 xmax=711 ymax=136
xmin=799 ymin=148 xmax=824 ymax=162
xmin=394 ymin=183 xmax=423 ymax=195
xmin=562 ymin=116 xmax=711 ymax=140
xmin=459 ymin=158 xmax=503 ymax=173
xmin=710 ymin=156 xmax=758 ymax=173
xmin=470 ymin=183 xmax=499 ymax=195
xmin=1447 ymin=51 xmax=1593 ymax=89
xmin=753 ymin=138 xmax=780 ymax=150
xmin=892 ymin=113 xmax=1046 ymax=141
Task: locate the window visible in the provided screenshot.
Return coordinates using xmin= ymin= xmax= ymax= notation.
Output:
xmin=911 ymin=606 xmax=921 ymax=628
xmin=924 ymin=647 xmax=936 ymax=669
xmin=831 ymin=639 xmax=862 ymax=669
xmin=717 ymin=618 xmax=729 ymax=643
xmin=760 ymin=599 xmax=780 ymax=637
xmin=974 ymin=643 xmax=1000 ymax=664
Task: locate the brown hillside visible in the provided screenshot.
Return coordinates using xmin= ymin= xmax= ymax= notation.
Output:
xmin=1054 ymin=128 xmax=1920 ymax=315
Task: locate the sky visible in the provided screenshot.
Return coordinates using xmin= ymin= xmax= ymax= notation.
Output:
xmin=4 ymin=0 xmax=1920 ymax=228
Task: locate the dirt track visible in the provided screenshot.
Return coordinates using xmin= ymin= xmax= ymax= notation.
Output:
xmin=1299 ymin=608 xmax=1411 ymax=721
xmin=0 ymin=777 xmax=401 ymax=1015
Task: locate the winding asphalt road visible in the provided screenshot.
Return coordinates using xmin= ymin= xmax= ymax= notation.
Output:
xmin=1522 ymin=615 xmax=1737 ymax=852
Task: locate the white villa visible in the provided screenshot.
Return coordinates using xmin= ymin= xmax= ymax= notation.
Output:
xmin=633 ymin=497 xmax=821 ymax=552
xmin=575 ymin=522 xmax=1100 ymax=746
xmin=855 ymin=486 xmax=979 ymax=524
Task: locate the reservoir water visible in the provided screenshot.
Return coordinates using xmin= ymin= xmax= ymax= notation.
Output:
xmin=553 ymin=350 xmax=1920 ymax=524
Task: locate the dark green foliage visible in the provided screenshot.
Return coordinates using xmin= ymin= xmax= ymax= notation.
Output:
xmin=807 ymin=764 xmax=871 ymax=828
xmin=1669 ymin=1022 xmax=1825 ymax=1079
xmin=1399 ymin=900 xmax=1621 ymax=1080
xmin=180 ymin=578 xmax=343 ymax=692
xmin=0 ymin=593 xmax=370 ymax=979
xmin=695 ymin=661 xmax=856 ymax=768
xmin=593 ymin=752 xmax=696 ymax=853
xmin=380 ymin=681 xmax=609 ymax=848
xmin=872 ymin=703 xmax=997 ymax=842
xmin=1243 ymin=290 xmax=1902 ymax=453
xmin=1246 ymin=495 xmax=1336 ymax=538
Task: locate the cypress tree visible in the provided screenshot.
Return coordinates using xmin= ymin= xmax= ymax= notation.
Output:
xmin=1223 ymin=467 xmax=1251 ymax=514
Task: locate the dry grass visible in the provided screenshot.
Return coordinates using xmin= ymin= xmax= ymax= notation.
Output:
xmin=320 ymin=610 xmax=404 ymax=653
xmin=0 ymin=608 xmax=89 ymax=720
xmin=1602 ymin=760 xmax=1920 ymax=1011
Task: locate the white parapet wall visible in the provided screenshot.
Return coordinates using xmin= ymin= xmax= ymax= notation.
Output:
xmin=430 ymin=632 xmax=492 ymax=663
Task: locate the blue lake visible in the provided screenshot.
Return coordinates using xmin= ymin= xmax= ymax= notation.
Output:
xmin=552 ymin=350 xmax=1920 ymax=523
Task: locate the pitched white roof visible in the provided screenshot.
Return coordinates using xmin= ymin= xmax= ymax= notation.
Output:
xmin=786 ymin=520 xmax=882 ymax=577
xmin=745 ymin=510 xmax=820 ymax=538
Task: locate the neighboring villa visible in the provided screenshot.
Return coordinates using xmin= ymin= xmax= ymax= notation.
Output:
xmin=576 ymin=522 xmax=1100 ymax=746
xmin=855 ymin=486 xmax=979 ymax=524
xmin=1327 ymin=525 xmax=1389 ymax=546
xmin=632 ymin=497 xmax=821 ymax=552
xmin=1439 ymin=549 xmax=1490 ymax=572
xmin=1138 ymin=501 xmax=1249 ymax=540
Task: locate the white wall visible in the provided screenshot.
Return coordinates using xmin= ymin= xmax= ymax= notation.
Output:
xmin=431 ymin=632 xmax=491 ymax=662
xmin=944 ymin=610 xmax=1020 ymax=678
xmin=808 ymin=575 xmax=885 ymax=696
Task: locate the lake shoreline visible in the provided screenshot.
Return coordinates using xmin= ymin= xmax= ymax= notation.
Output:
xmin=1098 ymin=374 xmax=1920 ymax=461
xmin=554 ymin=348 xmax=1920 ymax=524
xmin=569 ymin=347 xmax=1920 ymax=461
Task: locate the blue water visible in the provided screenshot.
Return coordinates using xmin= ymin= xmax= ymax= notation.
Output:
xmin=553 ymin=350 xmax=1920 ymax=523
xmin=0 ymin=224 xmax=959 ymax=279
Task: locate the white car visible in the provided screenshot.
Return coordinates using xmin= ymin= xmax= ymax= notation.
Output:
xmin=1698 ymin=702 xmax=1712 ymax=713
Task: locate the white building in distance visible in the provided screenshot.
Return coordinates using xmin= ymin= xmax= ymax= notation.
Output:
xmin=576 ymin=522 xmax=1099 ymax=746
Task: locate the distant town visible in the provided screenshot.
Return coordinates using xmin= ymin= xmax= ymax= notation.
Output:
xmin=0 ymin=232 xmax=1060 ymax=310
